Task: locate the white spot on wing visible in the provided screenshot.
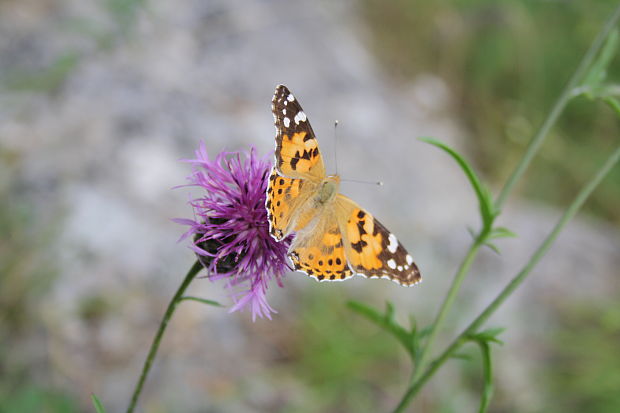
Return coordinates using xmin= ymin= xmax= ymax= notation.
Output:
xmin=397 ymin=265 xmax=403 ymax=271
xmin=406 ymin=254 xmax=413 ymax=265
xmin=388 ymin=233 xmax=398 ymax=253
xmin=387 ymin=259 xmax=396 ymax=269
xmin=283 ymin=117 xmax=290 ymax=127
xmin=282 ymin=108 xmax=286 ymax=115
xmin=287 ymin=94 xmax=295 ymax=102
xmin=294 ymin=111 xmax=306 ymax=124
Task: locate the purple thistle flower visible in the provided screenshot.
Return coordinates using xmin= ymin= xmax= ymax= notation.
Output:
xmin=175 ymin=142 xmax=291 ymax=320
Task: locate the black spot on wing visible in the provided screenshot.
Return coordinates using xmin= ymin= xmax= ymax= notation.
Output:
xmin=351 ymin=239 xmax=368 ymax=253
xmin=290 ymin=157 xmax=299 ymax=170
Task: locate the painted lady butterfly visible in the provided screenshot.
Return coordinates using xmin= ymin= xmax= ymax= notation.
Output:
xmin=266 ymin=85 xmax=421 ymax=286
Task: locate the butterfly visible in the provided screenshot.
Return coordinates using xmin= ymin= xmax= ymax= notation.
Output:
xmin=265 ymin=85 xmax=421 ymax=286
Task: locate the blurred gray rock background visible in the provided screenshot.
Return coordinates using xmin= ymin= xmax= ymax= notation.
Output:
xmin=1 ymin=1 xmax=618 ymax=412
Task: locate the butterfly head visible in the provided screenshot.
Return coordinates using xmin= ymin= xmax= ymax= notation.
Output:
xmin=316 ymin=175 xmax=340 ymax=206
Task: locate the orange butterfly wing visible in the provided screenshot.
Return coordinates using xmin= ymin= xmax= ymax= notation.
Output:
xmin=288 ymin=208 xmax=354 ymax=282
xmin=271 ymin=85 xmax=325 ymax=180
xmin=336 ymin=195 xmax=421 ymax=286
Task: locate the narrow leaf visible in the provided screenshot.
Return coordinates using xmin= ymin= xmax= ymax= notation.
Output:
xmin=348 ymin=301 xmax=415 ymax=358
xmin=476 ymin=341 xmax=494 ymax=413
xmin=179 ymin=296 xmax=223 ymax=307
xmin=489 ymin=227 xmax=517 ymax=239
xmin=420 ymin=138 xmax=497 ymax=233
xmin=604 ymin=96 xmax=620 ymax=117
xmin=583 ymin=29 xmax=619 ymax=89
xmin=91 ymin=394 xmax=107 ymax=413
xmin=348 ymin=300 xmax=386 ymax=324
xmin=484 ymin=241 xmax=501 ymax=255
xmin=474 ymin=327 xmax=506 ymax=345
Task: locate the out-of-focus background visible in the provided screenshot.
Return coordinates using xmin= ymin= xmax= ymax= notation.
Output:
xmin=1 ymin=0 xmax=619 ymax=412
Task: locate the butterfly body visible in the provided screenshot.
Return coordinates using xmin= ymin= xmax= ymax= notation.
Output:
xmin=266 ymin=85 xmax=421 ymax=286
xmin=316 ymin=176 xmax=340 ymax=205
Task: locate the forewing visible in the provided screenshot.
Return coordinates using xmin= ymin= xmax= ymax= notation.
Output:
xmin=272 ymin=85 xmax=325 ymax=180
xmin=336 ymin=195 xmax=421 ymax=286
xmin=289 ymin=209 xmax=354 ymax=282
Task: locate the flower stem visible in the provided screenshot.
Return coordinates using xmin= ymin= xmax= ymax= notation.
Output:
xmin=393 ymin=144 xmax=620 ymax=413
xmin=495 ymin=3 xmax=620 ymax=210
xmin=412 ymin=241 xmax=482 ymax=381
xmin=126 ymin=260 xmax=203 ymax=413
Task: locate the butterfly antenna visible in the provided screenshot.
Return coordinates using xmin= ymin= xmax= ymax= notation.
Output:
xmin=334 ymin=120 xmax=339 ymax=176
xmin=334 ymin=121 xmax=382 ymax=186
xmin=341 ymin=178 xmax=384 ymax=186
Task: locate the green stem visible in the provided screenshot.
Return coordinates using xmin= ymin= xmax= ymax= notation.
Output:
xmin=412 ymin=242 xmax=482 ymax=381
xmin=126 ymin=260 xmax=203 ymax=413
xmin=495 ymin=4 xmax=620 ymax=210
xmin=393 ymin=145 xmax=620 ymax=413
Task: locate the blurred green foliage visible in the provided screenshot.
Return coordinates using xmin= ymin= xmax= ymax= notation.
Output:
xmin=361 ymin=0 xmax=620 ymax=224
xmin=538 ymin=299 xmax=620 ymax=413
xmin=0 ymin=387 xmax=77 ymax=413
xmin=280 ymin=289 xmax=405 ymax=413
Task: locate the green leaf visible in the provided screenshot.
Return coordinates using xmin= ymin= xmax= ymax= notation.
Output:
xmin=583 ymin=29 xmax=619 ymax=91
xmin=348 ymin=301 xmax=415 ymax=358
xmin=475 ymin=340 xmax=494 ymax=413
xmin=484 ymin=241 xmax=501 ymax=255
xmin=91 ymin=394 xmax=107 ymax=413
xmin=348 ymin=300 xmax=384 ymax=324
xmin=178 ymin=296 xmax=223 ymax=307
xmin=469 ymin=327 xmax=506 ymax=345
xmin=420 ymin=138 xmax=497 ymax=235
xmin=489 ymin=227 xmax=517 ymax=239
xmin=463 ymin=329 xmax=501 ymax=412
xmin=603 ymin=96 xmax=620 ymax=117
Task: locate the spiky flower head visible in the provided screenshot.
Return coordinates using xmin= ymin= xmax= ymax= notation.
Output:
xmin=175 ymin=142 xmax=291 ymax=320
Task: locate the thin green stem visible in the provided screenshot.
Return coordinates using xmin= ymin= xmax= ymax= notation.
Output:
xmin=495 ymin=3 xmax=620 ymax=209
xmin=126 ymin=260 xmax=203 ymax=413
xmin=412 ymin=242 xmax=482 ymax=381
xmin=393 ymin=145 xmax=620 ymax=413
